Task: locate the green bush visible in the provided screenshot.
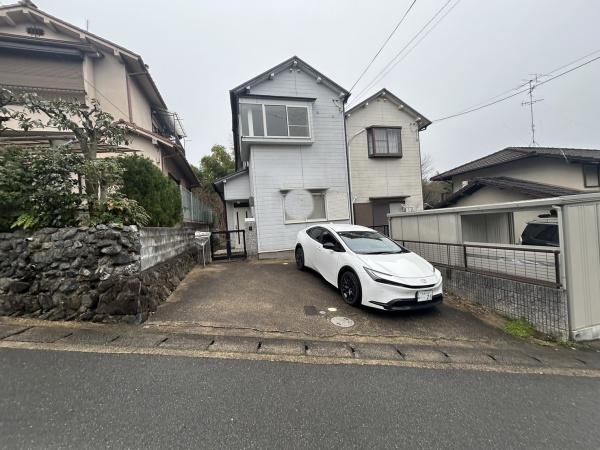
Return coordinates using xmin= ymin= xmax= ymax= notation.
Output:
xmin=89 ymin=195 xmax=150 ymax=227
xmin=119 ymin=155 xmax=182 ymax=227
xmin=0 ymin=146 xmax=83 ymax=231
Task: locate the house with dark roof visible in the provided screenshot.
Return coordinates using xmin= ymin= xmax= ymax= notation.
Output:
xmin=0 ymin=1 xmax=209 ymax=225
xmin=214 ymin=56 xmax=352 ymax=258
xmin=345 ymin=88 xmax=431 ymax=233
xmin=432 ymin=147 xmax=600 ymax=208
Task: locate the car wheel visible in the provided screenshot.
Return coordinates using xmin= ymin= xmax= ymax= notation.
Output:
xmin=295 ymin=246 xmax=305 ymax=270
xmin=339 ymin=270 xmax=362 ymax=306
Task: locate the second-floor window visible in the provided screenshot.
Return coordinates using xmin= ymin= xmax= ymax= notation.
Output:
xmin=240 ymin=103 xmax=310 ymax=138
xmin=367 ymin=127 xmax=402 ymax=157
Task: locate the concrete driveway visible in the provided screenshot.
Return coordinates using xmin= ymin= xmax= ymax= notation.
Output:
xmin=147 ymin=260 xmax=512 ymax=344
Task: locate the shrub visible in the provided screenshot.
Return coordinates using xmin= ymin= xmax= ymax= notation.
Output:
xmin=89 ymin=195 xmax=150 ymax=227
xmin=0 ymin=146 xmax=83 ymax=231
xmin=119 ymin=155 xmax=182 ymax=227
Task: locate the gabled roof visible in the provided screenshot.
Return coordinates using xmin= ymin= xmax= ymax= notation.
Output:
xmin=230 ymin=55 xmax=349 ymax=100
xmin=0 ymin=1 xmax=168 ymax=110
xmin=432 ymin=147 xmax=600 ymax=181
xmin=229 ymin=56 xmax=349 ymax=169
xmin=436 ymin=176 xmax=583 ymax=208
xmin=345 ymin=88 xmax=431 ymax=131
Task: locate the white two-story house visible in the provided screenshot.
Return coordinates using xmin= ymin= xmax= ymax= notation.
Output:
xmin=0 ymin=1 xmax=210 ymax=226
xmin=214 ymin=56 xmax=352 ymax=258
xmin=345 ymin=89 xmax=431 ymax=234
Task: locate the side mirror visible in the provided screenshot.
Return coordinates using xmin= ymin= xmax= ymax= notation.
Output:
xmin=323 ymin=241 xmax=336 ymax=251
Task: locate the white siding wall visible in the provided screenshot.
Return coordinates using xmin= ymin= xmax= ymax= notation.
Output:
xmin=224 ymin=173 xmax=250 ymax=201
xmin=346 ymin=97 xmax=424 ymax=210
xmin=245 ymin=68 xmax=350 ymax=253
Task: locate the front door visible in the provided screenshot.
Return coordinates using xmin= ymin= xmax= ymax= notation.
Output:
xmin=232 ymin=205 xmax=250 ymax=250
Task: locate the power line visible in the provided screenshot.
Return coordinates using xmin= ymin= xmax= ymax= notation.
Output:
xmin=439 ymin=47 xmax=600 ymax=118
xmin=432 ymin=54 xmax=600 ymax=122
xmin=348 ymin=0 xmax=418 ymax=93
xmin=349 ymin=0 xmax=458 ymax=105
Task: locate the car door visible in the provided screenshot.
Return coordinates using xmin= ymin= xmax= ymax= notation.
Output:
xmin=315 ymin=230 xmax=343 ymax=285
xmin=304 ymin=227 xmax=324 ymax=269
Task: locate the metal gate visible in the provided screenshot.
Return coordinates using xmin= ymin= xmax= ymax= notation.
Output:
xmin=210 ymin=230 xmax=247 ymax=261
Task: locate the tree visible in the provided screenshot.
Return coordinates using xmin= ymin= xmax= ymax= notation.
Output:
xmin=119 ymin=155 xmax=182 ymax=227
xmin=421 ymin=153 xmax=451 ymax=208
xmin=193 ymin=145 xmax=235 ymax=229
xmin=1 ymin=90 xmax=150 ymax=229
xmin=196 ymin=144 xmax=235 ymax=187
xmin=16 ymin=93 xmax=127 ymax=214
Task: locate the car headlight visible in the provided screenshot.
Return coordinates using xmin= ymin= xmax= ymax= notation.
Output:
xmin=364 ymin=266 xmax=440 ymax=288
xmin=363 ymin=267 xmax=396 ymax=283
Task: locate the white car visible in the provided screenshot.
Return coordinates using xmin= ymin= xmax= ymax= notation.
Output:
xmin=295 ymin=224 xmax=443 ymax=311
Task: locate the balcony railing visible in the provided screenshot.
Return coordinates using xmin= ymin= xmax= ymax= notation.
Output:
xmin=180 ymin=186 xmax=213 ymax=224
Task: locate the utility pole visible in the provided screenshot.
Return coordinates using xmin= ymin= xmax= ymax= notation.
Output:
xmin=521 ymin=74 xmax=544 ymax=146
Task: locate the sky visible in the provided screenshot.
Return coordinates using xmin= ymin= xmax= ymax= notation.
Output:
xmin=34 ymin=0 xmax=600 ymax=174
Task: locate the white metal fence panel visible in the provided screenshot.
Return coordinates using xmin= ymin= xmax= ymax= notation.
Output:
xmin=562 ymin=201 xmax=600 ymax=339
xmin=180 ymin=186 xmax=213 ymax=224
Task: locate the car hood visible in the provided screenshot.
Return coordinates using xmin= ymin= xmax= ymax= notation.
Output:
xmin=357 ymin=252 xmax=436 ymax=281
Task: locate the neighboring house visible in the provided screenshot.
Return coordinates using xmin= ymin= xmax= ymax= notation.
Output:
xmin=345 ymin=88 xmax=431 ymax=233
xmin=431 ymin=146 xmax=600 ymax=241
xmin=0 ymin=1 xmax=210 ymax=226
xmin=214 ymin=56 xmax=351 ymax=258
xmin=432 ymin=147 xmax=600 ymax=208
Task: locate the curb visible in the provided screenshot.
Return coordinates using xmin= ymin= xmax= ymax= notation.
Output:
xmin=1 ymin=321 xmax=599 ymax=375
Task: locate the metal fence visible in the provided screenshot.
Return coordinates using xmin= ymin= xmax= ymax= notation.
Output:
xmin=372 ymin=225 xmax=389 ymax=236
xmin=180 ymin=186 xmax=213 ymax=224
xmin=397 ymin=240 xmax=561 ymax=288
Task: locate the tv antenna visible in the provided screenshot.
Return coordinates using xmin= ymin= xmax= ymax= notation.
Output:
xmin=521 ymin=74 xmax=544 ymax=146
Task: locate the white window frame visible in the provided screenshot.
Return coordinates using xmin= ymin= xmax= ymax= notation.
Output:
xmin=239 ymin=101 xmax=312 ymax=140
xmin=281 ymin=189 xmax=328 ymax=224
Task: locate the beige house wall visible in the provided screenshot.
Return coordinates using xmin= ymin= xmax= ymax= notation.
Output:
xmin=451 ymin=185 xmax=532 ymax=207
xmin=346 ymin=97 xmax=424 ymax=211
xmin=451 ymin=157 xmax=597 ymax=193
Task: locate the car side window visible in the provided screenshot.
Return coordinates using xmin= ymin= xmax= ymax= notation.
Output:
xmin=307 ymin=227 xmax=323 ymax=242
xmin=320 ymin=231 xmax=345 ymax=252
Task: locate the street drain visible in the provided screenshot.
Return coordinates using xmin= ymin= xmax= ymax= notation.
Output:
xmin=330 ymin=316 xmax=355 ymax=328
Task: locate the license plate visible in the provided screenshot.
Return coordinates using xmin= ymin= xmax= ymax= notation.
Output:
xmin=416 ymin=290 xmax=433 ymax=302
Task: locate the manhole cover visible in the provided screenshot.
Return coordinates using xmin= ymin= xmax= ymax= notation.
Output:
xmin=330 ymin=316 xmax=355 ymax=328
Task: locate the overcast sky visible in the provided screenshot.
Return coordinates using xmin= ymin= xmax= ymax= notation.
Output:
xmin=35 ymin=0 xmax=600 ymax=174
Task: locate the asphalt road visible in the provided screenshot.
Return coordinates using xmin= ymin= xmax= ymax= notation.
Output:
xmin=1 ymin=349 xmax=598 ymax=450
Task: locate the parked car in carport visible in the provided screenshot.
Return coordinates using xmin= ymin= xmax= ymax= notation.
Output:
xmin=295 ymin=224 xmax=443 ymax=311
xmin=520 ymin=218 xmax=559 ymax=247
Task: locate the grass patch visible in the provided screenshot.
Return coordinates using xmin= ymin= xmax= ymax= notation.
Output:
xmin=504 ymin=318 xmax=536 ymax=338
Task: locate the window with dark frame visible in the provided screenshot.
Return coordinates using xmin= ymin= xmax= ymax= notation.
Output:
xmin=366 ymin=127 xmax=402 ymax=157
xmin=583 ymin=164 xmax=600 ymax=188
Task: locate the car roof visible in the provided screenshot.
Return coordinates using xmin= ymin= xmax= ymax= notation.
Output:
xmin=311 ymin=223 xmax=376 ymax=233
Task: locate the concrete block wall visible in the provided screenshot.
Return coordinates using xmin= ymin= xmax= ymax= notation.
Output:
xmin=438 ymin=266 xmax=569 ymax=340
xmin=140 ymin=227 xmax=196 ymax=270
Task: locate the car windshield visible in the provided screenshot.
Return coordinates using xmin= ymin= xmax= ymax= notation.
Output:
xmin=336 ymin=231 xmax=408 ymax=254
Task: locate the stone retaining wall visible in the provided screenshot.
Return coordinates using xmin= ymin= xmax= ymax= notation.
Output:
xmin=0 ymin=225 xmax=200 ymax=323
xmin=438 ymin=265 xmax=569 ymax=340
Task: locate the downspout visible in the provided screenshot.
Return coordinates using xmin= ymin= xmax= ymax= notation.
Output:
xmin=346 ymin=127 xmax=367 ymax=224
xmin=343 ymin=104 xmax=356 ymax=224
